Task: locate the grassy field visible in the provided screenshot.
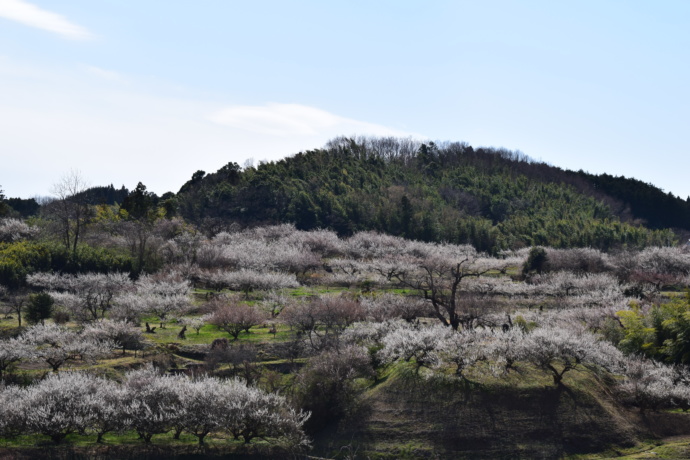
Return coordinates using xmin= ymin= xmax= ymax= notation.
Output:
xmin=142 ymin=320 xmax=294 ymax=345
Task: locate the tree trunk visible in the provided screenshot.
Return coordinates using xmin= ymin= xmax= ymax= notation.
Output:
xmin=51 ymin=433 xmax=67 ymax=444
xmin=72 ymin=218 xmax=80 ymax=257
xmin=450 ymin=317 xmax=460 ymax=331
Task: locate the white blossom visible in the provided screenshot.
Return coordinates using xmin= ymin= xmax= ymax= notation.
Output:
xmin=21 ymin=323 xmax=115 ymax=372
xmin=15 ymin=372 xmax=102 ymax=443
xmin=0 ymin=218 xmax=39 ymax=242
xmin=27 ymin=272 xmax=132 ymax=322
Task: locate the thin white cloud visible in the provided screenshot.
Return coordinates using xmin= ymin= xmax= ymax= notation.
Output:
xmin=82 ymin=65 xmax=124 ymax=82
xmin=0 ymin=57 xmax=418 ymax=198
xmin=0 ymin=0 xmax=91 ymax=40
xmin=208 ymin=103 xmax=409 ymax=137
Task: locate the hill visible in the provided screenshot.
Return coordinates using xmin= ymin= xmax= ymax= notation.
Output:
xmin=175 ymin=137 xmax=684 ymax=253
xmin=314 ymin=363 xmax=690 ymax=459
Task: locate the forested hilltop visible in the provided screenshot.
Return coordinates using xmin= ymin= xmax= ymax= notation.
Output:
xmin=173 ymin=137 xmax=688 ymax=253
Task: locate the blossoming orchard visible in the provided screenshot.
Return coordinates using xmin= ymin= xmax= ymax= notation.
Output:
xmin=3 ymin=222 xmax=690 ymax=456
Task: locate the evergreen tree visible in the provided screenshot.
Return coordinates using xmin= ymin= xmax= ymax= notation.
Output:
xmin=27 ymin=292 xmax=54 ymax=325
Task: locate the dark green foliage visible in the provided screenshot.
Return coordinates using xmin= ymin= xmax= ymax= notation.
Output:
xmin=73 ymin=184 xmax=129 ymax=205
xmin=159 ymin=192 xmax=178 ymax=218
xmin=175 ymin=138 xmax=676 ymax=253
xmin=59 ymin=244 xmax=134 ymax=274
xmin=0 ymin=186 xmax=9 ymax=217
xmin=26 ymin=292 xmax=53 ymax=325
xmin=121 ymin=182 xmax=158 ymax=221
xmin=580 ymin=172 xmax=690 ymax=230
xmin=38 ymin=242 xmax=134 ymax=275
xmin=0 ymin=241 xmax=133 ymax=289
xmin=178 ymin=170 xmax=207 ymax=194
xmin=523 ymin=247 xmax=548 ymax=275
xmin=6 ymin=197 xmax=40 ymax=217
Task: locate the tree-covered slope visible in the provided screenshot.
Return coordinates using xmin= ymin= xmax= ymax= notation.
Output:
xmin=176 ymin=137 xmax=682 ymax=253
xmin=577 ymin=171 xmax=690 ymax=230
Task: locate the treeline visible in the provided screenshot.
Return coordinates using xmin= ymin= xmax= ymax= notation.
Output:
xmin=2 ymin=185 xmax=130 ymax=219
xmin=578 ymin=172 xmax=690 ymax=230
xmin=175 ymin=137 xmax=679 ymax=253
xmin=4 ymin=137 xmax=688 ymax=253
xmin=75 ymin=184 xmax=130 ymax=206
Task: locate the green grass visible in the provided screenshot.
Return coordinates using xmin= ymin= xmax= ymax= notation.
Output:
xmin=143 ymin=321 xmax=294 ymax=345
xmin=0 ymin=314 xmax=21 ymax=333
xmin=285 ymin=285 xmax=351 ymax=297
xmin=569 ymin=437 xmax=690 ymax=459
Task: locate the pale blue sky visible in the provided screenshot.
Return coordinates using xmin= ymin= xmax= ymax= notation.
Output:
xmin=1 ymin=1 xmax=689 ymax=199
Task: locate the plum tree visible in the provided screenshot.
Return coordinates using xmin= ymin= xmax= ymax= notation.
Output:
xmin=21 ymin=324 xmax=115 ymax=372
xmin=210 ymin=303 xmax=266 ymax=340
xmin=15 ymin=372 xmax=101 ymax=443
xmin=28 ymin=272 xmax=132 ymax=322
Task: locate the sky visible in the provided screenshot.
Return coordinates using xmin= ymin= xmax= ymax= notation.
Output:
xmin=1 ymin=0 xmax=689 ymax=200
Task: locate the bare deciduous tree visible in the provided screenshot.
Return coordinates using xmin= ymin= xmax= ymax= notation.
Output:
xmin=46 ymin=170 xmax=91 ymax=255
xmin=394 ymin=251 xmax=496 ymax=330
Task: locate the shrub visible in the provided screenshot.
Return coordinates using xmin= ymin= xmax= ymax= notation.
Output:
xmin=522 ymin=246 xmax=547 ymax=275
xmin=26 ymin=292 xmax=53 ymax=325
